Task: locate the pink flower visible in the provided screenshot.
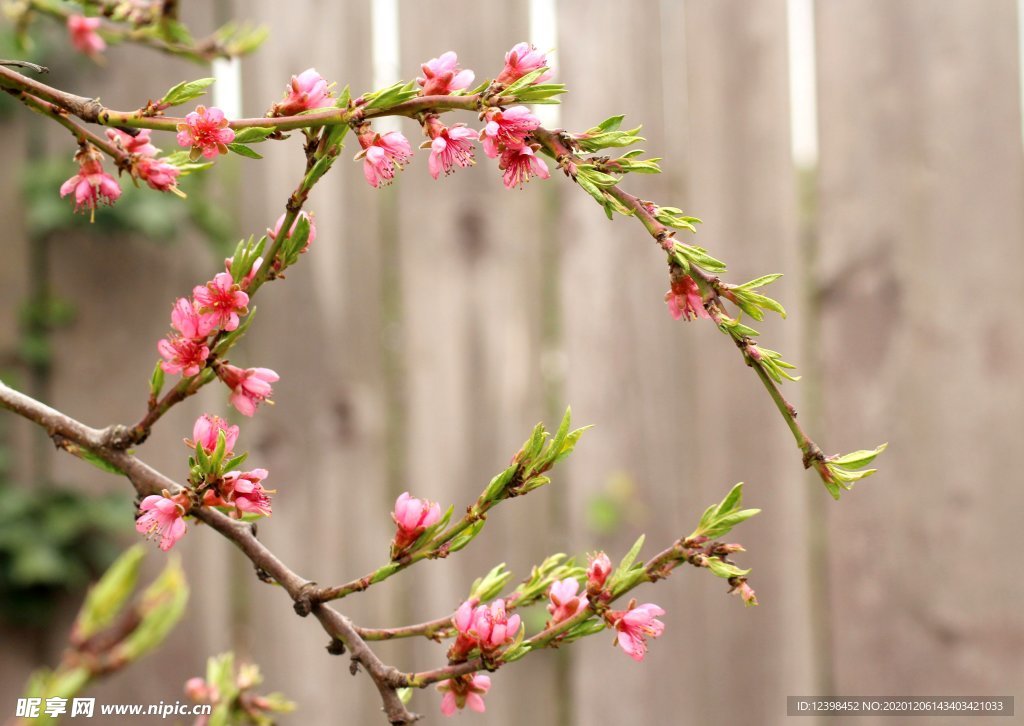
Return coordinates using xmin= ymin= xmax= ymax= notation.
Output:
xmin=60 ymin=146 xmax=121 ymax=219
xmin=498 ymin=145 xmax=549 ymax=189
xmin=221 ymin=468 xmax=273 ymax=517
xmin=137 ymin=156 xmax=181 ymax=193
xmin=106 ymin=128 xmax=159 ymax=157
xmin=547 ymin=577 xmax=585 ymax=625
xmin=193 ymin=272 xmax=249 ymax=332
xmin=176 ymin=105 xmax=235 ymax=160
xmin=189 ymin=414 xmax=239 ymax=457
xmin=158 ymin=335 xmax=210 ymax=377
xmin=217 ymin=364 xmax=279 ymax=417
xmin=479 ymin=106 xmax=539 ymax=158
xmin=665 ymin=275 xmax=709 ymax=321
xmin=67 ymin=15 xmax=105 ymax=56
xmin=268 ymin=211 xmax=317 ymax=253
xmin=184 ymin=677 xmax=215 ymax=703
xmin=586 ymin=551 xmax=613 ymax=592
xmin=428 ymin=124 xmax=477 ymax=179
xmin=496 ymin=42 xmax=551 ymax=85
xmin=608 ymin=601 xmax=666 ymax=662
xmin=170 ymin=297 xmax=214 ymax=340
xmin=437 ymin=674 xmax=491 ymax=716
xmin=417 ymin=51 xmax=475 ymax=96
xmin=135 ymin=494 xmax=187 ymax=551
xmin=355 ymin=130 xmax=413 ymax=188
xmin=391 ymin=492 xmax=442 ymax=554
xmin=272 ymin=68 xmax=332 ymax=116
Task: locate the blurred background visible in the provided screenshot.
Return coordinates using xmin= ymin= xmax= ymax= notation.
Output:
xmin=1 ymin=0 xmax=1022 ymax=724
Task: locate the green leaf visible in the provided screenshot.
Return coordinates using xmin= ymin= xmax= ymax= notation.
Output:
xmin=830 ymin=443 xmax=888 ymax=470
xmin=74 ymin=545 xmax=145 ymax=640
xmin=227 ymin=143 xmax=263 ymax=160
xmin=705 ymin=557 xmax=750 ymax=579
xmin=160 ymin=77 xmax=215 ymax=108
xmin=614 ymin=534 xmax=645 ymax=579
xmin=232 ymin=127 xmax=274 ymax=144
xmin=149 ymin=361 xmax=165 ymax=399
xmin=80 ymin=450 xmax=125 ymax=476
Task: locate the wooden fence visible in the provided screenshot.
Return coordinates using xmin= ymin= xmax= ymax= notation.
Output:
xmin=1 ymin=1 xmax=1022 ymax=724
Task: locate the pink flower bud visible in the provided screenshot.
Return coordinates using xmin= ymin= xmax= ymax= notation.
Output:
xmin=546 ymin=577 xmax=585 ymax=625
xmin=272 ymin=68 xmax=332 ymax=116
xmin=665 ymin=275 xmax=709 ymax=321
xmin=496 ymin=42 xmax=551 ymax=85
xmin=268 ymin=211 xmax=317 ymax=253
xmin=189 ymin=414 xmax=239 ymax=457
xmin=417 ymin=51 xmax=475 ymax=96
xmin=67 ymin=15 xmax=105 ymax=56
xmin=607 ymin=601 xmax=666 ymax=662
xmin=586 ymin=551 xmax=612 ymax=591
xmin=730 ymin=579 xmax=758 ymax=607
xmin=217 ymin=364 xmax=279 ymax=417
xmin=176 ymin=105 xmax=235 ymax=160
xmin=135 ymin=494 xmax=187 ymax=551
xmin=470 ymin=599 xmax=521 ymax=651
xmin=391 ymin=492 xmax=442 ymax=553
xmin=184 ymin=677 xmax=215 ymax=702
xmin=437 ymin=673 xmax=490 ymax=716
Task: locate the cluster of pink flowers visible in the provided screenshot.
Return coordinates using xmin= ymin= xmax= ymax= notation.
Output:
xmin=136 ymin=413 xmax=278 ymax=550
xmin=271 ymin=68 xmax=332 ymax=116
xmin=67 ymin=15 xmax=105 ymax=56
xmin=390 ymin=492 xmax=442 ymax=555
xmin=176 ymin=105 xmax=235 ymax=160
xmin=107 ymin=128 xmax=181 ymax=193
xmin=665 ymin=274 xmax=710 ymax=321
xmin=60 ymin=145 xmax=121 ymax=219
xmin=352 ymin=43 xmax=551 ymax=191
xmin=448 ymin=598 xmax=522 ymax=661
xmin=156 ymin=251 xmax=280 ymax=416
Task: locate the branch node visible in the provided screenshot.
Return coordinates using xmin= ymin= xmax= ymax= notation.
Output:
xmin=325 ymin=638 xmax=346 ymax=656
xmin=293 ymin=581 xmax=319 ymax=616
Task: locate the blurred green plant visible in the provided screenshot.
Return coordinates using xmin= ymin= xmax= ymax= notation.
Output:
xmin=17 ymin=545 xmax=189 ymax=725
xmin=0 ymin=484 xmax=132 ymax=624
xmin=186 ymin=652 xmax=296 ymax=726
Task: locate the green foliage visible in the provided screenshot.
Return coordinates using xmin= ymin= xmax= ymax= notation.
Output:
xmin=689 ymin=482 xmax=760 ymax=540
xmin=823 ymin=443 xmax=888 ymax=500
xmin=0 ymin=485 xmax=132 ymax=625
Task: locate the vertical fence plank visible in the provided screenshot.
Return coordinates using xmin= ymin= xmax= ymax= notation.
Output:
xmin=394 ymin=4 xmax=558 ymax=722
xmin=682 ymin=1 xmax=812 ymax=723
xmin=237 ymin=1 xmax=393 ymax=723
xmin=816 ymin=0 xmax=1024 ymax=707
xmin=557 ymin=0 xmax=807 ymax=723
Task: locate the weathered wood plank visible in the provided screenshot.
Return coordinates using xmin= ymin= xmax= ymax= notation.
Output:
xmin=816 ymin=0 xmax=1024 ymax=713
